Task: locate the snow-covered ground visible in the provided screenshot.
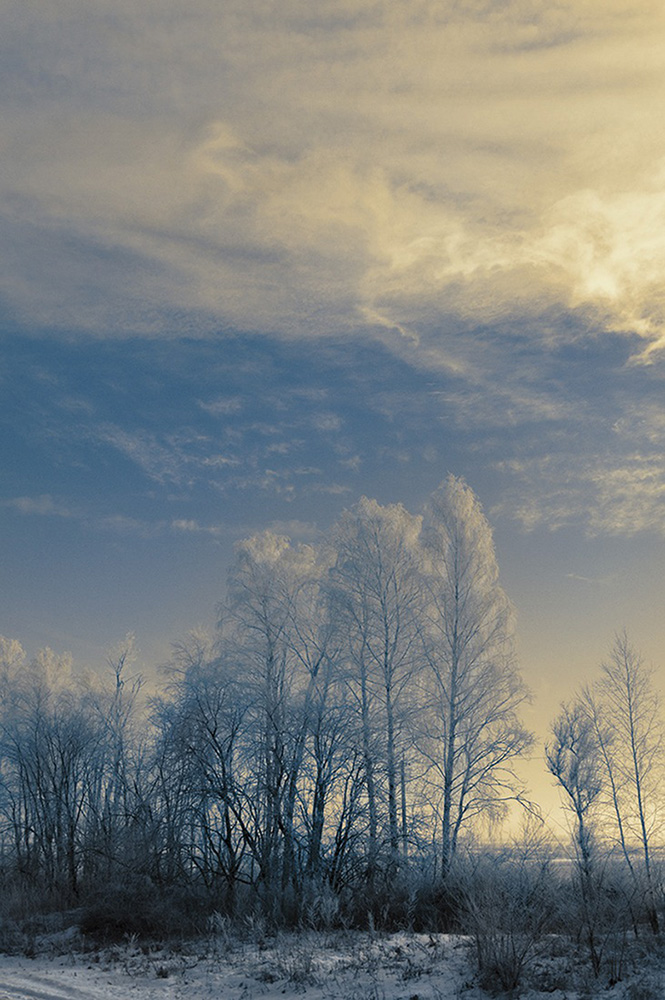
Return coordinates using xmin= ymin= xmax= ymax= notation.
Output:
xmin=0 ymin=930 xmax=661 ymax=1000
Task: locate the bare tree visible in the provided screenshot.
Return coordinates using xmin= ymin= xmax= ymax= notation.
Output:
xmin=150 ymin=637 xmax=248 ymax=910
xmin=80 ymin=634 xmax=146 ymax=887
xmin=590 ymin=632 xmax=664 ymax=933
xmin=547 ymin=701 xmax=602 ymax=880
xmin=223 ymin=531 xmax=343 ymax=918
xmin=328 ymin=497 xmax=422 ymax=877
xmin=547 ymin=699 xmax=606 ymax=973
xmin=418 ymin=476 xmax=532 ymax=874
xmin=0 ymin=646 xmax=101 ymax=901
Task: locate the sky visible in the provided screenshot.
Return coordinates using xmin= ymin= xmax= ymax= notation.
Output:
xmin=2 ymin=0 xmax=665 ymax=813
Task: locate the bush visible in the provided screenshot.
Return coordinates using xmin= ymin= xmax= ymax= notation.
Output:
xmin=79 ymin=880 xmax=212 ymax=941
xmin=455 ymin=828 xmax=558 ymax=993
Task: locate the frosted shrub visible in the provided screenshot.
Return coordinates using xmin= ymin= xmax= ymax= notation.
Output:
xmin=456 ymin=833 xmax=556 ymax=993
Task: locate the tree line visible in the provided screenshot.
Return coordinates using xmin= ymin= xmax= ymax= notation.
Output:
xmin=0 ymin=476 xmax=663 ymax=954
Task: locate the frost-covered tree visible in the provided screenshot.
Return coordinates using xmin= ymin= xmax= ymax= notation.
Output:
xmin=0 ymin=644 xmax=98 ymax=898
xmin=418 ymin=476 xmax=532 ymax=873
xmin=0 ymin=635 xmax=147 ymax=903
xmin=328 ymin=498 xmax=423 ymax=873
xmin=586 ymin=632 xmax=664 ymax=933
xmin=546 ymin=701 xmax=602 ymax=879
xmin=546 ymin=699 xmax=607 ymax=973
xmin=223 ymin=531 xmax=341 ymax=917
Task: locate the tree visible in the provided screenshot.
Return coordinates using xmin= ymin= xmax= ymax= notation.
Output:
xmin=417 ymin=476 xmax=532 ymax=873
xmin=328 ymin=497 xmax=422 ymax=876
xmin=223 ymin=531 xmax=340 ymax=919
xmin=546 ymin=701 xmax=602 ymax=882
xmin=78 ymin=635 xmax=147 ymax=886
xmin=588 ymin=632 xmax=664 ymax=933
xmin=546 ymin=699 xmax=606 ymax=974
xmin=150 ymin=635 xmax=248 ymax=909
xmin=0 ymin=645 xmax=100 ymax=901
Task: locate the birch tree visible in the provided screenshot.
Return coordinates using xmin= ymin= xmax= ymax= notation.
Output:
xmin=224 ymin=531 xmax=338 ymax=917
xmin=418 ymin=476 xmax=532 ymax=873
xmin=589 ymin=632 xmax=664 ymax=933
xmin=546 ymin=701 xmax=602 ymax=881
xmin=547 ymin=700 xmax=605 ymax=974
xmin=328 ymin=498 xmax=422 ymax=875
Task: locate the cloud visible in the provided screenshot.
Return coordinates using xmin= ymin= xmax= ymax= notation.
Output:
xmin=3 ymin=495 xmax=76 ymax=518
xmin=565 ymin=573 xmax=615 ymax=586
xmin=171 ymin=518 xmax=202 ymax=532
xmin=312 ymin=413 xmax=343 ymax=433
xmin=198 ymin=397 xmax=244 ymax=417
xmin=265 ymin=519 xmax=319 ymax=540
xmin=170 ymin=517 xmax=227 ymax=537
xmin=495 ymin=452 xmax=665 ymax=537
xmin=4 ymin=0 xmax=665 ymax=544
xmin=310 ymin=482 xmax=352 ymax=496
xmin=96 ymin=426 xmax=187 ymax=485
xmin=3 ymin=494 xmax=164 ymax=536
xmin=2 ymin=0 xmax=665 ymax=363
xmin=488 ymin=362 xmax=665 ymax=537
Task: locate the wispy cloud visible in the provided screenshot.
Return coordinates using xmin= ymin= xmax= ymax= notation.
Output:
xmin=198 ymin=397 xmax=244 ymax=417
xmin=96 ymin=426 xmax=186 ymax=485
xmin=170 ymin=518 xmax=227 ymax=537
xmin=312 ymin=413 xmax=343 ymax=433
xmin=495 ymin=452 xmax=665 ymax=537
xmin=310 ymin=483 xmax=352 ymax=496
xmin=4 ymin=495 xmax=77 ymax=518
xmin=3 ymin=494 xmax=163 ymax=536
xmin=565 ymin=573 xmax=616 ymax=586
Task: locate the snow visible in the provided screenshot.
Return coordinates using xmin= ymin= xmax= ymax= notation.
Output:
xmin=0 ymin=930 xmax=660 ymax=1000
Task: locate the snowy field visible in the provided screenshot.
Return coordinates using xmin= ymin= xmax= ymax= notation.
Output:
xmin=0 ymin=930 xmax=662 ymax=1000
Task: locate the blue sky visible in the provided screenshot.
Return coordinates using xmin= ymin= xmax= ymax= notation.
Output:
xmin=3 ymin=0 xmax=665 ymax=808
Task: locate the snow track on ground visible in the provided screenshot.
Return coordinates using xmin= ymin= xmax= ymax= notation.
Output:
xmin=0 ymin=962 xmax=174 ymax=1000
xmin=0 ymin=969 xmax=108 ymax=1000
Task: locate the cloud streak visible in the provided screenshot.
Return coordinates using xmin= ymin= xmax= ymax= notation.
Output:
xmin=4 ymin=495 xmax=77 ymax=518
xmin=495 ymin=452 xmax=665 ymax=537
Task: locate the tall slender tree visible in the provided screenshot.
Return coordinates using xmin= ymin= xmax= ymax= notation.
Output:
xmin=224 ymin=531 xmax=340 ymax=918
xmin=591 ymin=632 xmax=664 ymax=932
xmin=328 ymin=497 xmax=422 ymax=875
xmin=418 ymin=476 xmax=532 ymax=873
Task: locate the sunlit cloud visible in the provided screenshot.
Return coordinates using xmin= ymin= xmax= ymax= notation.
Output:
xmin=2 ymin=0 xmax=665 ymax=364
xmin=495 ymin=453 xmax=665 ymax=537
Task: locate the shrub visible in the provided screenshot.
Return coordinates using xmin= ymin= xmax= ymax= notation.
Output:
xmin=455 ymin=828 xmax=558 ymax=993
xmin=79 ymin=880 xmax=212 ymax=941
